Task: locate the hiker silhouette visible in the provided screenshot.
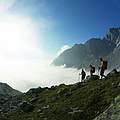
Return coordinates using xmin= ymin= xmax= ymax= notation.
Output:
xmin=79 ymin=69 xmax=86 ymax=81
xmin=89 ymin=64 xmax=95 ymax=76
xmin=99 ymin=57 xmax=108 ymax=79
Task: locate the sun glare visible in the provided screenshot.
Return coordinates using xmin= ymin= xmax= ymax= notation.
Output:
xmin=0 ymin=14 xmax=41 ymax=59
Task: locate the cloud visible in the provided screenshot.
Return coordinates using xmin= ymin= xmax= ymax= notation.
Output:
xmin=57 ymin=45 xmax=71 ymax=56
xmin=0 ymin=0 xmax=16 ymax=12
xmin=0 ymin=60 xmax=81 ymax=92
xmin=0 ymin=14 xmax=44 ymax=60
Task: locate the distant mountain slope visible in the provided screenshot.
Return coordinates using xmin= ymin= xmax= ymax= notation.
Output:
xmin=52 ymin=28 xmax=120 ymax=69
xmin=0 ymin=82 xmax=22 ymax=96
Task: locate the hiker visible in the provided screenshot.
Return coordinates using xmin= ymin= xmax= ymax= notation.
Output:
xmin=79 ymin=69 xmax=86 ymax=81
xmin=99 ymin=58 xmax=108 ymax=79
xmin=89 ymin=64 xmax=95 ymax=76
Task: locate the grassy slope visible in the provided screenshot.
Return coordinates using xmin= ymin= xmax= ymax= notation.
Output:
xmin=1 ymin=73 xmax=120 ymax=120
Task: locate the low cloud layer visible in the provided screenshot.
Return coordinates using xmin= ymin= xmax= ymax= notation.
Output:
xmin=0 ymin=60 xmax=81 ymax=92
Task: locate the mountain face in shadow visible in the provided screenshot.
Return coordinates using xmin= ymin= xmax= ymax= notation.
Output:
xmin=0 ymin=82 xmax=22 ymax=96
xmin=106 ymin=28 xmax=120 ymax=69
xmin=52 ymin=28 xmax=120 ymax=69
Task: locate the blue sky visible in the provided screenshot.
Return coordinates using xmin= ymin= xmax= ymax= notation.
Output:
xmin=11 ymin=0 xmax=120 ymax=56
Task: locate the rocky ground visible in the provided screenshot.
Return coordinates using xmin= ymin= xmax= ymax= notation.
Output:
xmin=94 ymin=95 xmax=120 ymax=120
xmin=0 ymin=70 xmax=120 ymax=120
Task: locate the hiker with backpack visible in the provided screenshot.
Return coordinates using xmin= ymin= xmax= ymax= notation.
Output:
xmin=79 ymin=69 xmax=86 ymax=82
xmin=99 ymin=58 xmax=108 ymax=79
xmin=89 ymin=64 xmax=95 ymax=76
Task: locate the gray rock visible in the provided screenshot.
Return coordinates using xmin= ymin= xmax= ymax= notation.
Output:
xmin=94 ymin=95 xmax=120 ymax=120
xmin=42 ymin=105 xmax=49 ymax=109
xmin=68 ymin=107 xmax=83 ymax=115
xmin=117 ymin=82 xmax=120 ymax=87
xmin=57 ymin=88 xmax=69 ymax=96
xmin=30 ymin=97 xmax=38 ymax=103
xmin=86 ymin=75 xmax=99 ymax=81
xmin=10 ymin=105 xmax=17 ymax=112
xmin=19 ymin=101 xmax=34 ymax=112
xmin=56 ymin=88 xmax=72 ymax=98
xmin=37 ymin=109 xmax=42 ymax=113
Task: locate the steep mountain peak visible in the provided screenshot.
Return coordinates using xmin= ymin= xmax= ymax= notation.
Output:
xmin=109 ymin=27 xmax=120 ymax=32
xmin=105 ymin=27 xmax=120 ymax=45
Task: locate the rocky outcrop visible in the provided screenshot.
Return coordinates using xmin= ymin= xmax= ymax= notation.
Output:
xmin=94 ymin=95 xmax=120 ymax=120
xmin=105 ymin=28 xmax=120 ymax=45
xmin=19 ymin=101 xmax=34 ymax=112
xmin=85 ymin=75 xmax=99 ymax=81
xmin=0 ymin=95 xmax=22 ymax=114
xmin=0 ymin=82 xmax=22 ymax=115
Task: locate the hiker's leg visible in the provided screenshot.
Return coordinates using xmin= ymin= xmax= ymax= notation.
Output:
xmin=90 ymin=70 xmax=93 ymax=76
xmin=81 ymin=76 xmax=83 ymax=81
xmin=90 ymin=71 xmax=91 ymax=76
xmin=100 ymin=69 xmax=104 ymax=79
xmin=82 ymin=75 xmax=85 ymax=80
xmin=102 ymin=70 xmax=106 ymax=78
xmin=100 ymin=75 xmax=102 ymax=79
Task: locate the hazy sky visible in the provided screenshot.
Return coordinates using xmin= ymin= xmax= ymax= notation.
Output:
xmin=0 ymin=0 xmax=119 ymax=91
xmin=9 ymin=0 xmax=120 ymax=55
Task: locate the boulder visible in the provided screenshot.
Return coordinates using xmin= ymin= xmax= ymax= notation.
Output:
xmin=19 ymin=101 xmax=34 ymax=112
xmin=57 ymin=88 xmax=71 ymax=97
xmin=42 ymin=105 xmax=50 ymax=109
xmin=85 ymin=75 xmax=99 ymax=81
xmin=68 ymin=107 xmax=83 ymax=115
xmin=57 ymin=88 xmax=68 ymax=96
xmin=30 ymin=97 xmax=38 ymax=103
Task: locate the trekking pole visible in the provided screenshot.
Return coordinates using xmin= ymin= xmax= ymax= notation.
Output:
xmin=78 ymin=74 xmax=80 ymax=81
xmin=98 ymin=67 xmax=101 ymax=79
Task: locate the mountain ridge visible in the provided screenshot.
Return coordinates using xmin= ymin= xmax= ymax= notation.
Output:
xmin=0 ymin=82 xmax=22 ymax=96
xmin=52 ymin=27 xmax=120 ymax=69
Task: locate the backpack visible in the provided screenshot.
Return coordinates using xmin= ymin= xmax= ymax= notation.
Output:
xmin=102 ymin=60 xmax=108 ymax=70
